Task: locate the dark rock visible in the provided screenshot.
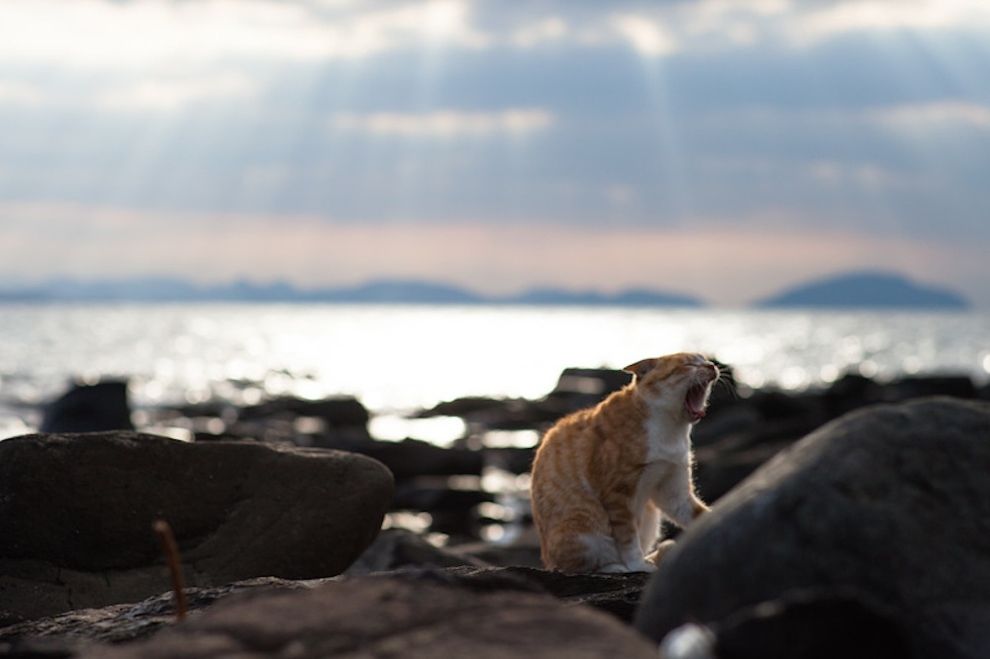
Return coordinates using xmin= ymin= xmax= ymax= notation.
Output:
xmin=1 ymin=568 xmax=652 ymax=656
xmin=40 ymin=381 xmax=133 ymax=434
xmin=345 ymin=529 xmax=488 ymax=575
xmin=418 ymin=368 xmax=629 ymax=432
xmin=310 ymin=436 xmax=483 ymax=479
xmin=636 ymin=397 xmax=990 ymax=659
xmin=824 ymin=373 xmax=885 ymax=416
xmin=482 ymin=446 xmax=536 ymax=474
xmin=0 ymin=577 xmax=314 ymax=652
xmin=548 ymin=367 xmax=630 ymax=401
xmin=238 ymin=395 xmax=369 ymax=428
xmin=418 ymin=396 xmax=510 ymax=418
xmin=887 ymin=375 xmax=977 ymax=401
xmin=472 ymin=567 xmax=650 ymax=623
xmin=0 ymin=432 xmax=393 ymax=623
xmin=451 ymin=539 xmax=544 ymax=569
xmin=392 ymin=483 xmax=494 ymax=513
xmin=77 ymin=573 xmax=657 ymax=659
xmin=691 ymin=404 xmax=761 ymax=447
xmin=694 ymin=437 xmax=793 ymax=503
xmin=392 ymin=484 xmax=495 ymax=537
xmin=659 ymin=588 xmax=912 ymax=659
xmin=748 ymin=390 xmax=826 ymax=425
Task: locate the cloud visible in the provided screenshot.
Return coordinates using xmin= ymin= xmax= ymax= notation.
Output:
xmin=4 ymin=0 xmax=984 ymax=79
xmin=609 ymin=14 xmax=678 ymax=56
xmin=868 ymin=101 xmax=990 ymax=131
xmin=508 ymin=17 xmax=569 ymax=48
xmin=96 ymin=74 xmax=258 ymax=112
xmin=0 ymin=81 xmax=44 ymax=106
xmin=795 ymin=0 xmax=990 ymax=42
xmin=329 ymin=108 xmax=554 ymax=138
xmin=0 ymin=0 xmax=489 ymax=71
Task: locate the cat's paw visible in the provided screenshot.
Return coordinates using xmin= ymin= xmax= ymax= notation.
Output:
xmin=645 ymin=539 xmax=677 ymax=566
xmin=598 ymin=563 xmax=633 ymax=574
xmin=625 ymin=559 xmax=657 ymax=573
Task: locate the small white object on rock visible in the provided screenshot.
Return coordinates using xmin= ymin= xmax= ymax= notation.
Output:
xmin=658 ymin=623 xmax=716 ymax=659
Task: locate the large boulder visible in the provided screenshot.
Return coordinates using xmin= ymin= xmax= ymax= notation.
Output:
xmin=636 ymin=397 xmax=990 ymax=659
xmin=0 ymin=432 xmax=393 ymax=624
xmin=79 ymin=573 xmax=658 ymax=659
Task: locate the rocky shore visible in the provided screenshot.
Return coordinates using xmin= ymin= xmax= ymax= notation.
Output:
xmin=2 ymin=365 xmax=990 ymax=657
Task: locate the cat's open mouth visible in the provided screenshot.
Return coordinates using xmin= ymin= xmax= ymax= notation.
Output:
xmin=684 ymin=383 xmax=709 ymax=422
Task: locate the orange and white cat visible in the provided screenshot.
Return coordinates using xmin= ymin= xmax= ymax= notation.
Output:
xmin=530 ymin=352 xmax=718 ymax=573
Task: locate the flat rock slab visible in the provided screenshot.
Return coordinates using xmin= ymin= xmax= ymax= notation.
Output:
xmin=636 ymin=397 xmax=990 ymax=659
xmin=0 ymin=577 xmax=315 ymax=656
xmin=79 ymin=574 xmax=657 ymax=659
xmin=1 ymin=568 xmax=651 ymax=656
xmin=0 ymin=432 xmax=393 ymax=623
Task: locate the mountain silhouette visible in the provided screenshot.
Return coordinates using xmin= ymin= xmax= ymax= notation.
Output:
xmin=756 ymin=271 xmax=969 ymax=309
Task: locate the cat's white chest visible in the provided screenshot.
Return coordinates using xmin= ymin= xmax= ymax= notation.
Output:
xmin=643 ymin=415 xmax=691 ymax=465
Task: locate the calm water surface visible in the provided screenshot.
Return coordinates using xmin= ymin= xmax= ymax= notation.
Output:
xmin=1 ymin=303 xmax=987 ymax=438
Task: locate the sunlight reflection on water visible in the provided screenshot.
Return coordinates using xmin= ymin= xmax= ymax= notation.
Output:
xmin=0 ymin=304 xmax=987 ymax=419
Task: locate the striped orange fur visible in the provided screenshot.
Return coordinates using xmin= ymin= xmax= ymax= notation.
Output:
xmin=530 ymin=352 xmax=717 ymax=573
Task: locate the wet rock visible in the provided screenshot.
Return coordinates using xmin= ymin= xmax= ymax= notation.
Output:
xmin=392 ymin=484 xmax=494 ymax=512
xmin=393 ymin=484 xmax=495 ymax=537
xmin=77 ymin=573 xmax=657 ymax=659
xmin=636 ymin=397 xmax=990 ymax=659
xmin=0 ymin=432 xmax=393 ymax=623
xmin=40 ymin=381 xmax=133 ymax=434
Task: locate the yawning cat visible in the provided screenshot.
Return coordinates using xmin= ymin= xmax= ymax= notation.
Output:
xmin=530 ymin=352 xmax=718 ymax=573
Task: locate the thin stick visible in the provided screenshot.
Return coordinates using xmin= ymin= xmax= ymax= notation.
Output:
xmin=152 ymin=519 xmax=188 ymax=621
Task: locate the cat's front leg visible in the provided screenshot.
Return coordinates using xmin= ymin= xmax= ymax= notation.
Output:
xmin=617 ymin=537 xmax=656 ymax=572
xmin=602 ymin=493 xmax=656 ymax=572
xmin=652 ymin=464 xmax=708 ymax=529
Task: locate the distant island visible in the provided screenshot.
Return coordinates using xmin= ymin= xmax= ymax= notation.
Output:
xmin=0 ymin=271 xmax=971 ymax=309
xmin=0 ymin=277 xmax=704 ymax=307
xmin=756 ymin=271 xmax=970 ymax=310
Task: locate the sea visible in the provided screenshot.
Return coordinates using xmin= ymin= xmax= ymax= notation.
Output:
xmin=1 ymin=303 xmax=988 ymax=442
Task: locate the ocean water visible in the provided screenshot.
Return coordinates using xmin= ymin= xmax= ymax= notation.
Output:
xmin=0 ymin=303 xmax=988 ymax=440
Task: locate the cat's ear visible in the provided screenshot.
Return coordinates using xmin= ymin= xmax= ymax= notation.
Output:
xmin=623 ymin=358 xmax=658 ymax=381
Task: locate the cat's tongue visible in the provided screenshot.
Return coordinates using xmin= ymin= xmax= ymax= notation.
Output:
xmin=685 ymin=384 xmax=707 ymax=422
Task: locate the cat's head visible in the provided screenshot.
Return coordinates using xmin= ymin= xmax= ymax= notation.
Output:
xmin=623 ymin=352 xmax=719 ymax=423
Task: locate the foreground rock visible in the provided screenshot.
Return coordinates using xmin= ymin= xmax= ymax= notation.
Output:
xmin=0 ymin=577 xmax=314 ymax=655
xmin=0 ymin=432 xmax=393 ymax=624
xmin=636 ymin=397 xmax=990 ymax=659
xmin=2 ymin=570 xmax=655 ymax=658
xmin=86 ymin=574 xmax=657 ymax=659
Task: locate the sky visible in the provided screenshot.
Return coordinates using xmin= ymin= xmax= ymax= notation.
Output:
xmin=0 ymin=0 xmax=988 ymax=306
